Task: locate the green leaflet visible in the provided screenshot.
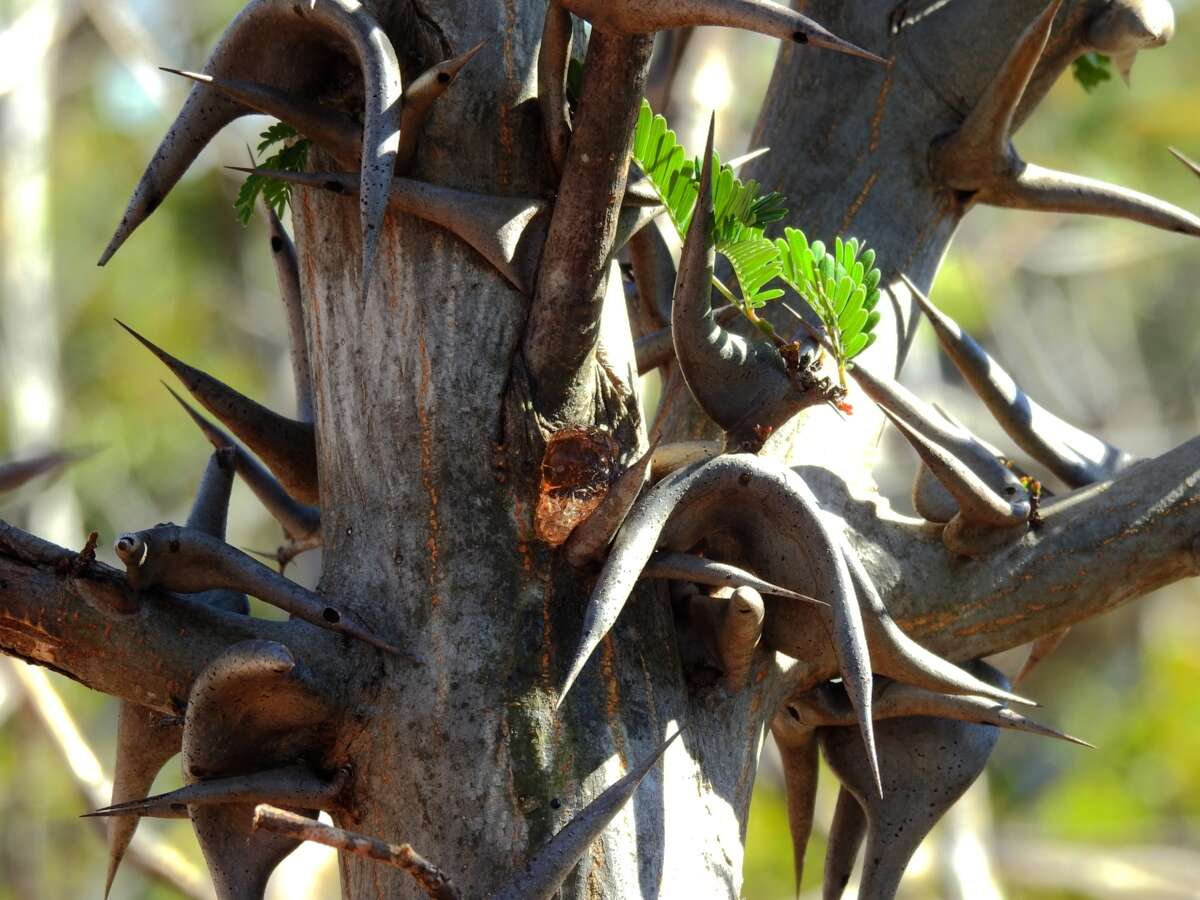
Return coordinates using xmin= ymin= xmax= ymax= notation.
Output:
xmin=234 ymin=123 xmax=312 ymax=226
xmin=1072 ymin=53 xmax=1112 ymax=93
xmin=630 ymin=100 xmax=882 ymax=381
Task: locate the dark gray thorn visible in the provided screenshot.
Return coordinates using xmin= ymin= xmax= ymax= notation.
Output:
xmin=558 ymin=0 xmax=888 ymax=64
xmin=158 ymin=66 xmax=359 ymax=167
xmin=840 ymin=543 xmax=1037 ymax=708
xmin=186 ymin=448 xmax=250 ymax=614
xmin=113 ymin=525 xmax=411 ymax=658
xmin=99 ymin=0 xmax=403 ymax=284
xmin=769 ymin=714 xmax=818 ymax=897
xmin=116 ymin=320 xmax=319 ymax=503
xmin=822 ymin=787 xmax=866 ymax=900
xmin=489 ymin=730 xmax=682 ymax=900
xmin=878 ymin=406 xmax=1028 ymax=528
xmin=564 ymin=440 xmax=659 ymax=567
xmin=0 ymin=447 xmax=92 ymax=494
xmin=263 ymin=206 xmax=314 ymax=422
xmin=538 ymin=1 xmax=574 ymax=176
xmin=164 ymin=384 xmax=321 ymax=544
xmin=234 ymin=168 xmax=545 ymax=295
xmin=902 ymin=273 xmax=1136 ymax=487
xmin=1014 ymin=627 xmax=1070 ymax=688
xmin=182 ymin=640 xmax=334 ymax=900
xmin=670 ymin=116 xmax=823 ymax=447
xmin=557 ymin=453 xmax=879 ymax=795
xmin=848 ymin=359 xmax=1030 ymax=511
xmin=398 ymin=41 xmax=487 ymax=174
xmin=818 ymin=702 xmax=999 ymax=898
xmin=103 ymin=704 xmax=184 ymax=899
xmin=716 ymin=585 xmax=765 ymax=690
xmin=635 ymin=326 xmax=676 ymax=374
xmin=85 ymin=765 xmax=345 ymax=819
xmin=640 ymin=551 xmax=827 ymax=605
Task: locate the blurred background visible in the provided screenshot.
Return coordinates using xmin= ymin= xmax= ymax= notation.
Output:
xmin=0 ymin=0 xmax=1198 ymax=897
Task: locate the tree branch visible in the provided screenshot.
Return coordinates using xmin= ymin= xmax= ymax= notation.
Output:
xmin=0 ymin=524 xmax=336 ymax=714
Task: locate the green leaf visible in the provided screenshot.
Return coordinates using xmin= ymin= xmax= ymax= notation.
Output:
xmin=1072 ymin=53 xmax=1112 ymax=93
xmin=234 ymin=122 xmax=311 ymax=226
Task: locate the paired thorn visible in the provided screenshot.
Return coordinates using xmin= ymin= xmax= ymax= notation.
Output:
xmin=930 ymin=0 xmax=1200 ymax=237
xmin=1170 ymin=146 xmax=1200 ymax=180
xmin=822 ymin=787 xmax=866 ymax=900
xmin=902 ymin=273 xmax=1134 ymax=487
xmin=263 ymin=206 xmax=314 ymax=422
xmin=252 ymin=805 xmax=460 ymax=899
xmin=489 ymin=730 xmax=682 ymax=900
xmin=113 ymin=525 xmax=409 ymax=657
xmin=235 ymin=167 xmax=545 ymax=295
xmin=558 ymin=0 xmax=887 ymax=64
xmin=1014 ymin=626 xmax=1071 ymax=688
xmin=100 ymin=0 xmax=404 ymax=298
xmin=538 ymin=1 xmax=574 ymax=175
xmin=0 ymin=447 xmax=92 ymax=494
xmin=715 ymin=585 xmax=765 ymax=691
xmin=768 ymin=716 xmax=818 ymax=897
xmin=165 ymin=385 xmax=321 ymax=551
xmin=557 ymin=454 xmax=880 ymax=796
xmin=117 ymin=320 xmax=319 ymax=503
xmin=671 ymin=116 xmax=827 ymax=449
xmin=849 ymin=360 xmax=1031 ymax=527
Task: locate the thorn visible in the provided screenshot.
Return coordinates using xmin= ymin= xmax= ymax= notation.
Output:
xmin=767 ymin=719 xmax=818 ymax=896
xmin=398 ymin=40 xmax=488 ymax=174
xmin=901 ymin=273 xmax=1134 ymax=487
xmin=558 ymin=0 xmax=888 ymax=64
xmin=1013 ymin=627 xmax=1070 ymax=688
xmin=489 ymin=730 xmax=682 ymax=900
xmin=1170 ymin=146 xmax=1200 ymax=180
xmin=641 ymin=552 xmax=827 ymax=605
xmin=822 ymin=787 xmax=866 ymax=900
xmin=716 ymin=586 xmax=765 ymax=691
xmin=117 ymin=319 xmax=319 ymax=504
xmin=564 ymin=440 xmax=659 ymax=567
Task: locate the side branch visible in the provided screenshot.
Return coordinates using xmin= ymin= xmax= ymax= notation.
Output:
xmin=846 ymin=434 xmax=1200 ymax=664
xmin=0 ymin=527 xmax=328 ymax=714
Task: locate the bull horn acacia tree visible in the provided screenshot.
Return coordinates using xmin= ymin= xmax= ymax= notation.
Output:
xmin=2 ymin=0 xmax=1199 ymax=897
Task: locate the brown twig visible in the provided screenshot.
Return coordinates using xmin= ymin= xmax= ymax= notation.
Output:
xmin=252 ymin=804 xmax=460 ymax=900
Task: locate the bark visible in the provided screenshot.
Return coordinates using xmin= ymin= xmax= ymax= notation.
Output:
xmin=0 ymin=0 xmax=1197 ymax=898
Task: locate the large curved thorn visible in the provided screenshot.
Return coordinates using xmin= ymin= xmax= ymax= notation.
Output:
xmin=716 ymin=586 xmax=765 ymax=690
xmin=264 ymin=207 xmax=314 ymax=422
xmin=167 ymin=386 xmax=321 ymax=545
xmin=239 ymin=168 xmax=546 ymax=295
xmin=931 ymin=0 xmax=1200 ymax=236
xmin=849 ymin=360 xmax=1029 ymax=509
xmin=103 ymin=704 xmax=184 ymax=899
xmin=840 ymin=544 xmax=1035 ymax=708
xmin=822 ymin=787 xmax=866 ymax=900
xmin=1170 ymin=146 xmax=1200 ymax=179
xmin=398 ymin=41 xmax=486 ymax=174
xmin=558 ymin=0 xmax=886 ymax=63
xmin=878 ymin=406 xmax=1028 ymax=527
xmin=1014 ymin=626 xmax=1070 ymax=688
xmin=558 ymin=454 xmax=879 ymax=794
xmin=769 ymin=714 xmax=818 ymax=897
xmin=671 ymin=119 xmax=821 ymax=448
xmin=159 ymin=67 xmax=360 ymax=167
xmin=489 ymin=730 xmax=681 ymax=900
xmin=648 ymin=440 xmax=721 ymax=480
xmin=113 ymin=525 xmax=408 ymax=657
xmin=903 ymin=274 xmax=1134 ymax=487
xmin=183 ymin=640 xmax=334 ymax=900
xmin=818 ymin=700 xmax=1000 ymax=898
xmin=565 ymin=441 xmax=658 ymax=567
xmin=640 ymin=551 xmax=826 ymax=605
xmin=538 ymin=1 xmax=573 ymax=175
xmin=100 ymin=0 xmax=402 ymax=297
xmin=86 ymin=765 xmax=344 ymax=819
xmin=117 ymin=320 xmax=319 ymax=503
xmin=0 ymin=448 xmax=88 ymax=494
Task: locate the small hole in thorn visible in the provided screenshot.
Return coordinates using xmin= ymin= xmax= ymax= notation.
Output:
xmin=323 ymin=607 xmax=341 ymax=623
xmin=792 ymin=31 xmax=808 ymax=43
xmin=437 ymin=72 xmax=451 ymax=84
